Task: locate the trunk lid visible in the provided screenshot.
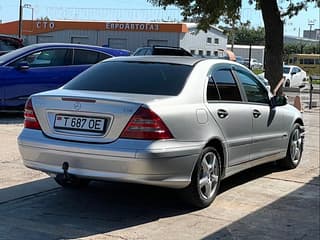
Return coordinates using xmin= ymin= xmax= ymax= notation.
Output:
xmin=32 ymin=89 xmax=170 ymax=143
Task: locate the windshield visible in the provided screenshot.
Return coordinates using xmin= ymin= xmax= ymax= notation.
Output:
xmin=64 ymin=61 xmax=192 ymax=96
xmin=283 ymin=67 xmax=290 ymax=74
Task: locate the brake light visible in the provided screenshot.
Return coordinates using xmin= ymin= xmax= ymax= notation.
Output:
xmin=120 ymin=107 xmax=173 ymax=140
xmin=24 ymin=98 xmax=41 ymax=130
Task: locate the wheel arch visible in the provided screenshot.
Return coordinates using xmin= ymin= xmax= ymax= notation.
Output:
xmin=204 ymin=138 xmax=227 ymax=178
xmin=294 ymin=117 xmax=304 ymax=126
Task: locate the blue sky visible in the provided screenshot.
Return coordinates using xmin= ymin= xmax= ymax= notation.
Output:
xmin=0 ymin=0 xmax=319 ymax=36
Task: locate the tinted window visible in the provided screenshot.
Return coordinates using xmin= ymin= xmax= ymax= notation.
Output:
xmin=235 ymin=70 xmax=269 ymax=104
xmin=207 ymin=76 xmax=220 ymax=101
xmin=74 ymin=49 xmax=109 ymax=65
xmin=0 ymin=39 xmax=19 ymax=51
xmin=10 ymin=49 xmax=70 ymax=67
xmin=293 ymin=67 xmax=301 ymax=73
xmin=283 ymin=67 xmax=290 ymax=74
xmin=153 ymin=48 xmax=191 ymax=56
xmin=64 ymin=61 xmax=192 ymax=96
xmin=134 ymin=48 xmax=148 ymax=56
xmin=212 ymin=69 xmax=242 ymax=101
xmin=98 ymin=53 xmax=111 ymax=62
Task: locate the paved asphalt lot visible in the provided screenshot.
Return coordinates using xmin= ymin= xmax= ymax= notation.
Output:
xmin=0 ymin=100 xmax=319 ymax=239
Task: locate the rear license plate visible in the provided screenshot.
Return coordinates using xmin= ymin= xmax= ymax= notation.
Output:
xmin=54 ymin=115 xmax=106 ymax=132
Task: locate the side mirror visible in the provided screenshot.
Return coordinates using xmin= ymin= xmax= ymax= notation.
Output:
xmin=15 ymin=61 xmax=30 ymax=70
xmin=291 ymin=71 xmax=296 ymax=75
xmin=270 ymin=96 xmax=287 ymax=108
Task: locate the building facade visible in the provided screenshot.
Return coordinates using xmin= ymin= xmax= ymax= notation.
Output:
xmin=303 ymin=29 xmax=320 ymax=40
xmin=0 ymin=20 xmax=227 ymax=54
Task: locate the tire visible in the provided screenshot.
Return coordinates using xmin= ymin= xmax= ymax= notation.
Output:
xmin=182 ymin=146 xmax=221 ymax=208
xmin=279 ymin=123 xmax=303 ymax=169
xmin=54 ymin=174 xmax=91 ymax=188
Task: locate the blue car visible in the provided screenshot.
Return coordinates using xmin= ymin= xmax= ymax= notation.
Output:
xmin=0 ymin=43 xmax=130 ymax=110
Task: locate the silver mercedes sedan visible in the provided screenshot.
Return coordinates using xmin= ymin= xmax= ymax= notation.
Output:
xmin=18 ymin=56 xmax=304 ymax=208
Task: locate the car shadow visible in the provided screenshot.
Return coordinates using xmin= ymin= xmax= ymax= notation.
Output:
xmin=0 ymin=178 xmax=192 ymax=239
xmin=202 ymin=176 xmax=320 ymax=240
xmin=0 ymin=112 xmax=23 ymax=124
xmin=0 ymin=162 xmax=309 ymax=240
xmin=219 ymin=161 xmax=282 ymax=194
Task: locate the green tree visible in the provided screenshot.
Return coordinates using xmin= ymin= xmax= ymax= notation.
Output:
xmin=222 ymin=24 xmax=265 ymax=45
xmin=284 ymin=42 xmax=320 ymax=62
xmin=148 ymin=0 xmax=319 ymax=94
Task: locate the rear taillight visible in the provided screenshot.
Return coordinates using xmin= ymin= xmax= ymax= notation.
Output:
xmin=24 ymin=98 xmax=41 ymax=130
xmin=120 ymin=107 xmax=173 ymax=140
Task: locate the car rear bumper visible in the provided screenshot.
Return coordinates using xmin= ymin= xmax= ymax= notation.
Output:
xmin=18 ymin=129 xmax=203 ymax=188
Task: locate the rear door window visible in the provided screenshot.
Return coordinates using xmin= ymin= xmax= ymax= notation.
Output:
xmin=210 ymin=69 xmax=242 ymax=101
xmin=64 ymin=61 xmax=192 ymax=96
xmin=235 ymin=70 xmax=269 ymax=104
xmin=0 ymin=39 xmax=19 ymax=51
xmin=73 ymin=49 xmax=111 ymax=65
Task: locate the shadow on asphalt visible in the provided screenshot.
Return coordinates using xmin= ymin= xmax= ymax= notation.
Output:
xmin=0 ymin=162 xmax=312 ymax=239
xmin=203 ymin=176 xmax=320 ymax=240
xmin=0 ymin=179 xmax=191 ymax=239
xmin=0 ymin=112 xmax=23 ymax=124
xmin=219 ymin=162 xmax=283 ymax=194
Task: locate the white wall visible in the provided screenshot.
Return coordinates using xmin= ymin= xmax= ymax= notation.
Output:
xmin=179 ymin=27 xmax=227 ymax=56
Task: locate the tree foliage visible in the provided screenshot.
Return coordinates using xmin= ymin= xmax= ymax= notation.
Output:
xmin=149 ymin=0 xmax=319 ymax=31
xmin=284 ymin=43 xmax=320 ymax=62
xmin=148 ymin=0 xmax=319 ymax=94
xmin=221 ymin=24 xmax=265 ymax=45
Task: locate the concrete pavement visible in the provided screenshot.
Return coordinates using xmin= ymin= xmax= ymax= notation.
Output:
xmin=0 ymin=107 xmax=319 ymax=240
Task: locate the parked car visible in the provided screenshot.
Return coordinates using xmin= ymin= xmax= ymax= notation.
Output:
xmin=0 ymin=34 xmax=24 ymax=56
xmin=0 ymin=43 xmax=130 ymax=110
xmin=244 ymin=58 xmax=263 ymax=69
xmin=283 ymin=65 xmax=307 ymax=87
xmin=133 ymin=46 xmax=192 ymax=56
xmin=259 ymin=65 xmax=307 ymax=88
xmin=18 ymin=57 xmax=304 ymax=208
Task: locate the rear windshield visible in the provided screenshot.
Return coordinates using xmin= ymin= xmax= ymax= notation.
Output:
xmin=64 ymin=61 xmax=192 ymax=95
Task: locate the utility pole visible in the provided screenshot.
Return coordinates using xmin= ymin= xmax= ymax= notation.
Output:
xmin=18 ymin=0 xmax=23 ymax=39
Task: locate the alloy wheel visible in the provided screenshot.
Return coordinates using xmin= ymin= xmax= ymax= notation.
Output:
xmin=198 ymin=151 xmax=219 ymax=200
xmin=290 ymin=128 xmax=302 ymax=164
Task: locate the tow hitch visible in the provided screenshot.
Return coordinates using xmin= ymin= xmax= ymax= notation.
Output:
xmin=62 ymin=162 xmax=70 ymax=180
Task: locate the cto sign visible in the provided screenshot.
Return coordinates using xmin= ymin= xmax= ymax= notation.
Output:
xmin=36 ymin=21 xmax=55 ymax=30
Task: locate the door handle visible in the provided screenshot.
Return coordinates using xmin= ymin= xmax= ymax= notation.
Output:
xmin=253 ymin=109 xmax=261 ymax=118
xmin=217 ymin=109 xmax=228 ymax=119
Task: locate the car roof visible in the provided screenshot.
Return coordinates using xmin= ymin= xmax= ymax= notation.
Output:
xmin=22 ymin=42 xmax=115 ymax=50
xmin=0 ymin=43 xmax=129 ymax=65
xmin=283 ymin=65 xmax=296 ymax=68
xmin=105 ymin=56 xmax=204 ymax=66
xmin=0 ymin=34 xmax=21 ymax=40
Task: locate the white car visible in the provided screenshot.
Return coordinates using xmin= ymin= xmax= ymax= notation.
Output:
xmin=283 ymin=65 xmax=307 ymax=88
xmin=244 ymin=58 xmax=263 ymax=69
